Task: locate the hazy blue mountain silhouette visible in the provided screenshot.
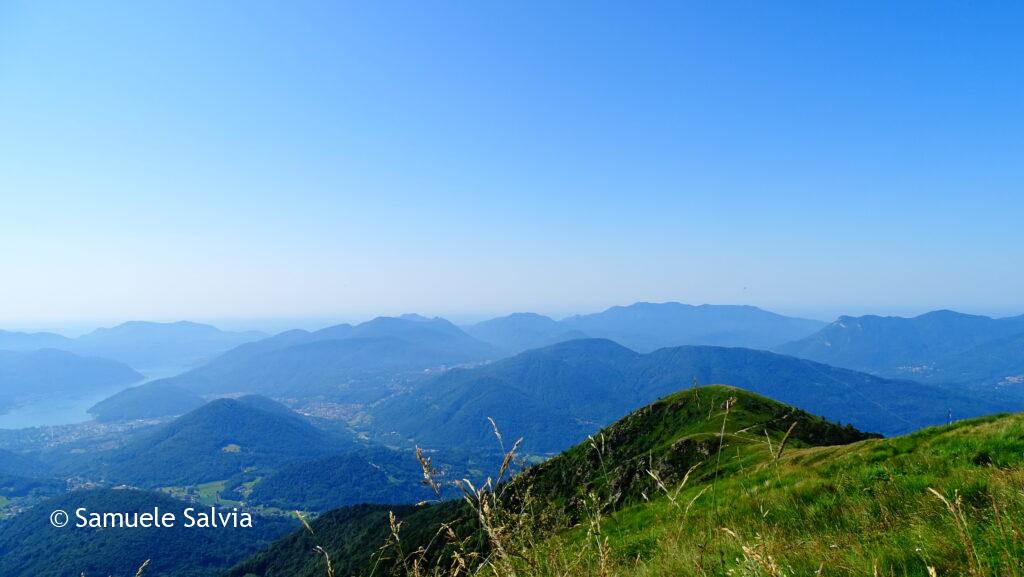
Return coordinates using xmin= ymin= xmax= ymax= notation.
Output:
xmin=0 ymin=330 xmax=76 ymax=352
xmin=0 ymin=321 xmax=266 ymax=376
xmin=467 ymin=302 xmax=825 ymax=354
xmin=0 ymin=349 xmax=143 ymax=412
xmin=776 ymin=310 xmax=1024 ymax=388
xmin=150 ymin=316 xmax=495 ymax=399
xmin=74 ymin=321 xmax=267 ymax=375
xmin=371 ymin=338 xmax=999 ymax=454
xmin=464 ymin=312 xmax=589 ymax=355
xmin=557 ymin=302 xmax=825 ymax=351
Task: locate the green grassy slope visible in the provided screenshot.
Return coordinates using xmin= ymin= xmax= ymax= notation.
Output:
xmin=508 ymin=385 xmax=875 ymax=522
xmin=586 ymin=412 xmax=1024 ymax=576
xmin=230 ymin=385 xmax=1024 ymax=577
xmin=227 ymin=386 xmax=875 ymax=577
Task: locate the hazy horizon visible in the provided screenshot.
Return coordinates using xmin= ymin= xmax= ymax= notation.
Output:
xmin=5 ymin=301 xmax=1024 ymax=338
xmin=3 ymin=2 xmax=1022 ymax=325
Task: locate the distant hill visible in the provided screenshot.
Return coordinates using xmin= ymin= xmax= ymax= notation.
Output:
xmin=464 ymin=313 xmax=589 ymax=355
xmin=93 ymin=396 xmax=347 ymax=486
xmin=0 ymin=330 xmax=75 ymax=352
xmin=0 ymin=349 xmax=143 ymax=412
xmin=370 ymin=339 xmax=639 ymax=453
xmin=775 ymin=310 xmax=1024 ymax=388
xmin=74 ymin=321 xmax=267 ymax=375
xmin=369 ymin=339 xmax=997 ymax=453
xmin=87 ymin=382 xmax=206 ymax=422
xmin=0 ymin=488 xmax=294 ymax=577
xmin=466 ymin=302 xmax=825 ymax=354
xmin=0 ymin=321 xmax=266 ymax=377
xmin=558 ymin=302 xmax=825 ymax=351
xmin=151 ymin=316 xmax=496 ymax=400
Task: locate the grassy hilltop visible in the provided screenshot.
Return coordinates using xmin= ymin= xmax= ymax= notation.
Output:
xmin=227 ymin=385 xmax=1024 ymax=577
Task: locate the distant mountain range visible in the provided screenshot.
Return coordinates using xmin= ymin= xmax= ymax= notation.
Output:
xmin=74 ymin=321 xmax=267 ymax=375
xmin=147 ymin=316 xmax=496 ymax=400
xmin=0 ymin=349 xmax=143 ymax=412
xmin=0 ymin=321 xmax=266 ymax=376
xmin=0 ymin=330 xmax=75 ymax=352
xmin=776 ymin=310 xmax=1024 ymax=389
xmin=464 ymin=312 xmax=589 ymax=355
xmin=6 ymin=305 xmax=1023 ymax=439
xmin=0 ymin=303 xmax=826 ymax=414
xmin=369 ymin=338 xmax=999 ymax=453
xmin=466 ymin=302 xmax=826 ymax=354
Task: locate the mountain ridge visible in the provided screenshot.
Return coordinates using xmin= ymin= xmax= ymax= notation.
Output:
xmin=0 ymin=321 xmax=267 ymax=376
xmin=466 ymin=302 xmax=825 ymax=354
xmin=776 ymin=309 xmax=1024 ymax=388
xmin=367 ymin=338 xmax=996 ymax=454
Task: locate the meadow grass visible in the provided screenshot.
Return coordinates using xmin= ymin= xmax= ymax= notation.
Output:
xmin=355 ymin=389 xmax=1024 ymax=577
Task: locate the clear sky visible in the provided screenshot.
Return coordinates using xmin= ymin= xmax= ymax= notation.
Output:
xmin=1 ymin=1 xmax=1022 ymax=330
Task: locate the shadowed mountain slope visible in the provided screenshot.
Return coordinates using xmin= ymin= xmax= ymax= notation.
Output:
xmin=370 ymin=339 xmax=998 ymax=454
xmin=776 ymin=310 xmax=1024 ymax=389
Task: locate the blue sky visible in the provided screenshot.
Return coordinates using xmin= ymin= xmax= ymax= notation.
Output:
xmin=1 ymin=1 xmax=1022 ymax=330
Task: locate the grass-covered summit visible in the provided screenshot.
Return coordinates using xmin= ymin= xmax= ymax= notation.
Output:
xmin=229 ymin=385 xmax=1024 ymax=577
xmin=509 ymin=384 xmax=874 ymax=518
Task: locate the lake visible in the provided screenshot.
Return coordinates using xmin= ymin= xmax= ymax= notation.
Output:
xmin=0 ymin=384 xmax=135 ymax=429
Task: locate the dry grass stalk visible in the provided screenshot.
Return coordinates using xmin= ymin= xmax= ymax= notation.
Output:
xmin=314 ymin=545 xmax=335 ymax=577
xmin=416 ymin=446 xmax=443 ymax=498
xmin=774 ymin=422 xmax=797 ymax=461
xmin=648 ymin=460 xmax=704 ymax=522
xmin=928 ymin=487 xmax=983 ymax=577
xmin=295 ymin=510 xmax=315 ymax=535
xmin=487 ymin=417 xmax=505 ymax=452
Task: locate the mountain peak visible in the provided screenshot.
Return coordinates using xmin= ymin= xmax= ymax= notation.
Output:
xmin=398 ymin=313 xmax=433 ymax=322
